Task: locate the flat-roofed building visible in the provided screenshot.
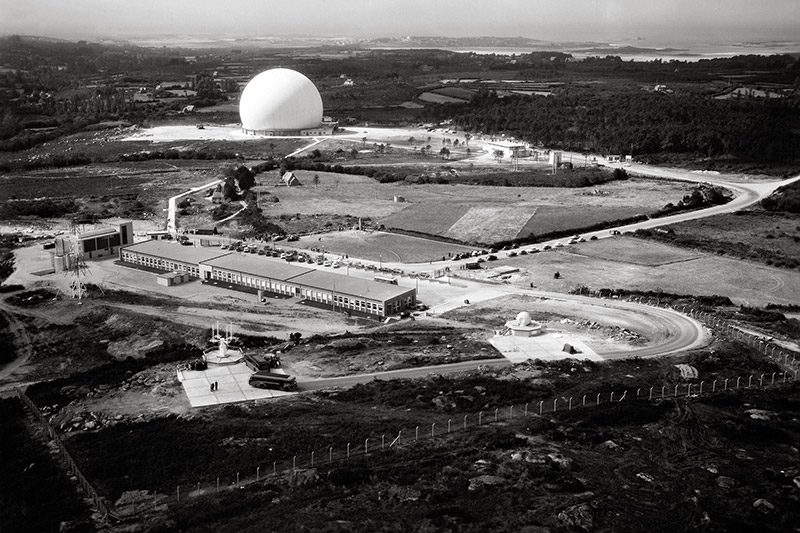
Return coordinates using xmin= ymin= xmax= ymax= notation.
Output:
xmin=53 ymin=221 xmax=133 ymax=272
xmin=120 ymin=239 xmax=228 ymax=278
xmin=199 ymin=254 xmax=312 ymax=296
xmin=290 ymin=270 xmax=416 ymax=316
xmin=118 ymin=241 xmax=416 ymax=317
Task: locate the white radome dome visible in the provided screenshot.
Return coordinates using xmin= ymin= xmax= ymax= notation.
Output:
xmin=516 ymin=312 xmax=532 ymax=326
xmin=239 ymin=68 xmax=323 ymax=132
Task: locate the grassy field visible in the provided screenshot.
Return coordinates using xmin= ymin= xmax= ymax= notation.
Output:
xmin=294 ymin=230 xmax=475 ymax=263
xmin=517 ymin=205 xmax=646 ymax=240
xmin=483 ymin=236 xmax=800 ymax=307
xmin=568 ymin=234 xmax=702 ymax=266
xmin=259 ymin=172 xmax=693 ymax=245
xmin=636 ymin=210 xmax=800 ymax=269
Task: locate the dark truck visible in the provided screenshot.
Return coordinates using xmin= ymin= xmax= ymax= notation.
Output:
xmin=248 ymin=371 xmax=297 ymax=391
xmin=243 ymin=352 xmax=281 ymax=372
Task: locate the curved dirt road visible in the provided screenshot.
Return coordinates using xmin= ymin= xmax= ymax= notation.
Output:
xmin=297 ymin=290 xmax=708 ymax=390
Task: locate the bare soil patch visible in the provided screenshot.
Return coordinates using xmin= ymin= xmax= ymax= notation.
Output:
xmin=282 ymin=325 xmax=500 ymax=378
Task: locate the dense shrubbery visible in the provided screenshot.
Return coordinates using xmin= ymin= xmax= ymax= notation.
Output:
xmin=0 ymin=198 xmax=78 ymax=218
xmin=210 ymin=202 xmax=239 ymax=221
xmin=119 ymin=148 xmax=237 ymax=162
xmin=278 ymin=158 xmax=628 ymax=188
xmin=761 ymin=180 xmax=800 ymax=213
xmin=444 ymin=91 xmax=799 ymax=161
xmin=570 ymin=287 xmax=734 ymax=307
xmin=655 ymin=184 xmax=731 ymax=216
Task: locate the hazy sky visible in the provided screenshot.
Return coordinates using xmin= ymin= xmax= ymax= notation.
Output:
xmin=1 ymin=0 xmax=798 ymax=44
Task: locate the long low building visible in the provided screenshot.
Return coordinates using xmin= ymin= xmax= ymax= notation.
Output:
xmin=120 ymin=240 xmax=416 ymax=317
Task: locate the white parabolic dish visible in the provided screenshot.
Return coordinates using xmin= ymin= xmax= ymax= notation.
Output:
xmin=239 ymin=68 xmax=323 ymax=131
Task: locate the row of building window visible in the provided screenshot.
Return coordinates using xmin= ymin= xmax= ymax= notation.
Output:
xmin=122 ymin=252 xmax=199 ymax=276
xmin=121 ymin=252 xmax=412 ymax=317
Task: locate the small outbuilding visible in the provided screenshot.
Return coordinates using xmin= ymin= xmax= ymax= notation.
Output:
xmin=282 ymin=171 xmax=301 ymax=187
xmin=156 ymin=271 xmax=191 ymax=287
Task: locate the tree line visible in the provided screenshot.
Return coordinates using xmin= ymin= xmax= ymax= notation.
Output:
xmin=436 ymin=90 xmax=799 ymax=162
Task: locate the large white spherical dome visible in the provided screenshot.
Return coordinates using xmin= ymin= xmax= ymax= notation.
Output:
xmin=239 ymin=68 xmax=323 ymax=132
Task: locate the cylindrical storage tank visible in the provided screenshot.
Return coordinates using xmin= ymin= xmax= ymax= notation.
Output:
xmin=239 ymin=68 xmax=323 ymax=132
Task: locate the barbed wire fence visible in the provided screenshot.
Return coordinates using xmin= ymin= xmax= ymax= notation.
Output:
xmin=158 ymin=366 xmax=798 ymax=511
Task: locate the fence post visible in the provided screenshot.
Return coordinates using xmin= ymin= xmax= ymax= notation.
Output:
xmin=382 ymin=434 xmax=385 ymax=450
xmin=509 ymin=406 xmax=513 ymax=419
xmin=582 ymin=394 xmax=587 ymax=406
xmin=712 ymin=379 xmax=717 ymax=392
xmin=415 ymin=426 xmax=420 ymax=440
xmin=431 ymin=423 xmax=436 ymax=438
xmin=759 ymin=374 xmax=764 ymax=387
xmin=699 ymin=381 xmax=704 ymax=394
xmin=311 ymin=451 xmax=315 ymax=466
xmin=479 ymin=412 xmax=483 ymax=425
xmin=636 ymin=388 xmax=641 ymax=398
xmin=747 ymin=375 xmax=753 ymax=388
xmin=649 ymin=387 xmax=653 ymax=400
xmin=447 ymin=419 xmax=452 ymax=433
xmin=596 ymin=393 xmax=601 ymax=406
xmin=292 ymin=457 xmax=296 ymax=473
xmin=771 ymin=372 xmax=776 ymax=385
xmin=347 ymin=443 xmax=351 ymax=458
xmin=610 ymin=391 xmax=615 ymax=402
xmin=687 ymin=384 xmax=692 ymax=396
xmin=176 ymin=485 xmax=180 ymax=502
xmin=494 ymin=408 xmax=498 ymax=422
xmin=273 ymin=461 xmax=276 ymax=475
xmin=329 ymin=447 xmax=333 ymax=463
xmin=217 ymin=477 xmax=220 ymax=492
xmin=256 ymin=467 xmax=260 ymax=482
xmin=539 ymin=401 xmax=544 ymax=415
xmin=736 ymin=376 xmax=741 ymax=389
xmin=568 ymin=397 xmax=573 ymax=410
xmin=553 ymin=398 xmax=558 ymax=412
xmin=524 ymin=403 xmax=529 ymax=416
xmin=661 ymin=386 xmax=666 ymax=399
xmin=236 ymin=473 xmax=239 ymax=486
xmin=464 ymin=415 xmax=468 ymax=430
xmin=724 ymin=378 xmax=729 ymax=391
xmin=674 ymin=384 xmax=679 ymax=397
xmin=365 ymin=439 xmax=369 ymax=455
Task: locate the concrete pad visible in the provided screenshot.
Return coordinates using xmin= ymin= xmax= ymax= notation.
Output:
xmin=179 ymin=362 xmax=296 ymax=407
xmin=489 ymin=333 xmax=603 ymax=363
xmin=191 ymin=395 xmax=219 ymax=407
xmin=212 ymin=375 xmax=239 ymax=385
xmin=204 ymin=366 xmax=234 ymax=377
xmin=183 ymin=379 xmax=212 ymax=390
xmin=243 ymin=389 xmax=274 ymax=400
xmin=215 ymin=392 xmax=243 ymax=403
